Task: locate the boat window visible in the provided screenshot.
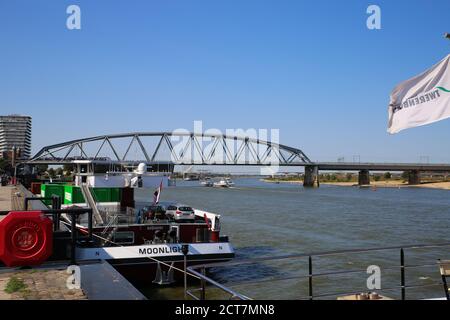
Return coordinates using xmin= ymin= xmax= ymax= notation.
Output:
xmin=196 ymin=228 xmax=210 ymax=242
xmin=112 ymin=231 xmax=135 ymax=244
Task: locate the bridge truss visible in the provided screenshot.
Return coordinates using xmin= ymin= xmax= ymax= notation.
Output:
xmin=27 ymin=132 xmax=312 ymax=166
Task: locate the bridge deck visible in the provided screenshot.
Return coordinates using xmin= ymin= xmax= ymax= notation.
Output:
xmin=315 ymin=162 xmax=450 ymax=172
xmin=20 ymin=159 xmax=450 ymax=172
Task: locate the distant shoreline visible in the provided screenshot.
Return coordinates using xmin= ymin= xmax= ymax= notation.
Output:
xmin=261 ymin=179 xmax=450 ymax=190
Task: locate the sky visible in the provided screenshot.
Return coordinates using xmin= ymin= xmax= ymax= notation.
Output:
xmin=1 ymin=0 xmax=450 ymax=163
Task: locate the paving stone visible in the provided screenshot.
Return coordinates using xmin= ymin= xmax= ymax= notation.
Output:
xmin=0 ymin=269 xmax=87 ymax=300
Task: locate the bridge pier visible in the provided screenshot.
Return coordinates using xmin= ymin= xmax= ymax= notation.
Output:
xmin=408 ymin=170 xmax=421 ymax=185
xmin=304 ymin=165 xmax=319 ymax=188
xmin=358 ymin=170 xmax=370 ymax=185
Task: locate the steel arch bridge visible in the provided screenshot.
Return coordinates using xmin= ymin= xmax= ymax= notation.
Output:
xmin=26 ymin=132 xmax=311 ymax=166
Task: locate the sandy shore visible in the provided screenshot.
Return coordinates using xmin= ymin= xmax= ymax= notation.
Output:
xmin=323 ymin=181 xmax=450 ymax=190
xmin=322 ymin=181 xmax=407 ymax=188
xmin=262 ymin=179 xmax=450 ymax=190
xmin=262 ymin=179 xmax=303 ymax=185
xmin=412 ymin=181 xmax=450 ymax=190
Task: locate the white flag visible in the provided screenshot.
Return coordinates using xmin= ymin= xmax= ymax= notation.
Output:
xmin=388 ymin=54 xmax=450 ymax=134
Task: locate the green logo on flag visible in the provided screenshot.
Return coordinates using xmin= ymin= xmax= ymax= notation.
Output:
xmin=437 ymin=86 xmax=450 ymax=92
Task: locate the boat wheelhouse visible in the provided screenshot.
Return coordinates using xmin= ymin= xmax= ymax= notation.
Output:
xmin=72 ymin=160 xmax=172 ymax=188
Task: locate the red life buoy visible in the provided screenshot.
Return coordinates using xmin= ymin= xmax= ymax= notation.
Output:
xmin=0 ymin=211 xmax=53 ymax=267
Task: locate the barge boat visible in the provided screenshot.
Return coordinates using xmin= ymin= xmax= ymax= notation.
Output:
xmin=0 ymin=161 xmax=234 ymax=287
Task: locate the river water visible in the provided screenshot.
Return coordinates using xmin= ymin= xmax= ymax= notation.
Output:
xmin=136 ymin=178 xmax=450 ymax=300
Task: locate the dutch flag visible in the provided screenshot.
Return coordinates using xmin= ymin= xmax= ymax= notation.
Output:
xmin=153 ymin=179 xmax=163 ymax=204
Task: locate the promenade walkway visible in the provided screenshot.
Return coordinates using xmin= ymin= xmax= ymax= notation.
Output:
xmin=0 ymin=269 xmax=86 ymax=300
xmin=0 ymin=186 xmax=13 ymax=221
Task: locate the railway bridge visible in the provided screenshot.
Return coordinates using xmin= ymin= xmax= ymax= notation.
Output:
xmin=22 ymin=132 xmax=450 ymax=187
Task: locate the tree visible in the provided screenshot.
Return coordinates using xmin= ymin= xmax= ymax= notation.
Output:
xmin=401 ymin=171 xmax=409 ymax=180
xmin=36 ymin=164 xmax=48 ymax=175
xmin=48 ymin=168 xmax=56 ymax=178
xmin=346 ymin=173 xmax=353 ymax=181
xmin=55 ymin=168 xmax=63 ymax=176
xmin=384 ymin=172 xmax=392 ymax=180
xmin=63 ymin=164 xmax=73 ymax=175
xmin=0 ymin=158 xmax=12 ymax=175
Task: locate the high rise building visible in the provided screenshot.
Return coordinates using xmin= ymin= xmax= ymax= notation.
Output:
xmin=0 ymin=115 xmax=32 ymax=159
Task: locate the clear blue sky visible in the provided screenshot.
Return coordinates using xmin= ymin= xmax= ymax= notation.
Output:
xmin=1 ymin=0 xmax=449 ymax=162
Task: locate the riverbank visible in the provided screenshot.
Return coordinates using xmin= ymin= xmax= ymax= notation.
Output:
xmin=322 ymin=181 xmax=407 ymax=188
xmin=261 ymin=179 xmax=450 ymax=190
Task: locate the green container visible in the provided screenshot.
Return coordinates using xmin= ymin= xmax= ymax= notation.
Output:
xmin=90 ymin=188 xmax=121 ymax=203
xmin=63 ymin=185 xmax=85 ymax=204
xmin=40 ymin=184 xmax=65 ymax=205
xmin=110 ymin=188 xmax=121 ymax=202
xmin=91 ymin=188 xmax=112 ymax=202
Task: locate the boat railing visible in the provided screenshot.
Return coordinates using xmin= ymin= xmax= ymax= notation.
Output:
xmin=185 ymin=242 xmax=450 ymax=300
xmin=185 ymin=266 xmax=251 ymax=300
xmin=101 ymin=213 xmax=118 ymax=235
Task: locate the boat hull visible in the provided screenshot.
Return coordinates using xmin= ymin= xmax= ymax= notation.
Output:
xmin=108 ymin=253 xmax=234 ymax=286
xmin=76 ymin=242 xmax=235 ymax=285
